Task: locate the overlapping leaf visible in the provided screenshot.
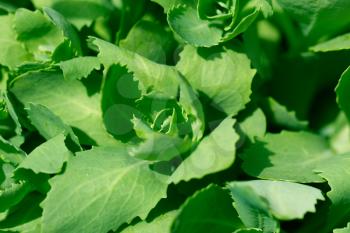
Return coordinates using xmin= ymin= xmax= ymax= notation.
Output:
xmin=41 ymin=147 xmax=168 ymax=233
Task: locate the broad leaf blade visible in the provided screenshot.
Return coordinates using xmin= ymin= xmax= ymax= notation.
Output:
xmin=11 ymin=70 xmax=116 ymax=146
xmin=177 ymin=44 xmax=256 ymax=116
xmin=16 ymin=134 xmax=71 ymax=174
xmin=92 ymin=37 xmax=179 ymax=98
xmin=241 ymin=131 xmax=333 ymax=183
xmin=167 ymin=6 xmax=222 ymax=47
xmin=41 ymin=147 xmax=168 ymax=233
xmin=59 ymin=56 xmax=100 ymax=80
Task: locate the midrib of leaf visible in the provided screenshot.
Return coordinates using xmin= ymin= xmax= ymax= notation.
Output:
xmin=44 ymin=160 xmax=145 ymax=217
xmin=84 ymin=168 xmax=141 ymax=231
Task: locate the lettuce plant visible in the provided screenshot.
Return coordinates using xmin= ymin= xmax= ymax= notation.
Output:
xmin=1 ymin=0 xmax=350 ymax=232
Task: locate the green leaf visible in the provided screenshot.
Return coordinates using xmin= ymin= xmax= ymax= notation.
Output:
xmin=178 ymin=76 xmax=205 ymax=142
xmin=315 ymin=153 xmax=350 ymax=233
xmin=228 ymin=180 xmax=324 ymax=221
xmin=197 ymin=0 xmax=235 ymax=20
xmin=177 ymin=44 xmax=256 ymax=116
xmin=172 ymin=184 xmax=244 ymax=233
xmin=276 ymin=0 xmax=350 ymax=44
xmin=0 ymin=181 xmax=32 ymax=212
xmin=336 ymin=66 xmax=350 ymax=122
xmin=16 ymin=134 xmax=71 ymax=174
xmin=0 ymin=137 xmax=25 ymax=166
xmin=222 ymin=0 xmax=273 ymax=41
xmin=3 ymin=93 xmax=22 ymax=136
xmin=238 ymin=108 xmax=266 ymax=142
xmin=167 ymin=5 xmax=222 ymax=47
xmin=130 ymin=117 xmax=192 ymax=161
xmin=234 ymin=229 xmax=263 ymax=233
xmin=120 ymin=18 xmax=176 ymax=64
xmin=92 ymin=37 xmax=180 ymax=98
xmin=334 ymin=223 xmax=350 ymax=233
xmin=14 ymin=8 xmax=65 ymax=61
xmin=228 ymin=182 xmax=279 ymax=233
xmin=101 ymin=65 xmax=141 ymax=140
xmin=41 ymin=147 xmax=168 ymax=233
xmin=171 ymin=118 xmax=238 ymax=183
xmin=241 ymin=131 xmax=333 ymax=183
xmin=262 ymin=97 xmax=308 ymax=130
xmin=26 ymin=103 xmax=80 ymax=148
xmin=120 ymin=211 xmax=177 ymax=233
xmin=150 ymin=0 xmax=186 ymax=12
xmin=11 ymin=70 xmax=116 ymax=146
xmin=223 ymin=9 xmax=260 ymax=41
xmin=322 ymin=112 xmax=350 ymax=154
xmin=1 ymin=163 xmax=15 ymax=189
xmin=0 ymin=14 xmax=32 ymax=69
xmin=43 ymin=7 xmax=82 ymax=56
xmin=32 ymin=0 xmax=114 ymax=29
xmin=0 ymin=193 xmax=43 ymax=233
xmin=59 ymin=56 xmax=101 ymax=80
xmin=113 ymin=0 xmax=147 ymax=42
xmin=310 ymin=33 xmax=350 ymax=52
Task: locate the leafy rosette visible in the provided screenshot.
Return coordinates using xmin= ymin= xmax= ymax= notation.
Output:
xmin=90 ymin=37 xmax=205 ymax=162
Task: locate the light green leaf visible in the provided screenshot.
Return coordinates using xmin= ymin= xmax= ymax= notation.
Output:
xmin=263 ymin=97 xmax=308 ymax=130
xmin=59 ymin=56 xmax=101 ymax=80
xmin=326 ymin=113 xmax=350 ymax=154
xmin=228 ymin=180 xmax=324 ymax=221
xmin=177 ymin=45 xmax=256 ymax=116
xmin=26 ymin=103 xmax=80 ymax=148
xmin=32 ymin=0 xmax=114 ymax=29
xmin=14 ymin=8 xmax=65 ymax=61
xmin=238 ymin=108 xmax=266 ymax=142
xmin=121 ymin=211 xmax=177 ymax=233
xmin=334 ymin=223 xmax=350 ymax=233
xmin=310 ymin=33 xmax=350 ymax=52
xmin=3 ymin=92 xmax=22 ymax=135
xmin=241 ymin=131 xmax=333 ymax=183
xmin=16 ymin=134 xmax=71 ymax=174
xmin=168 ymin=6 xmax=222 ymax=47
xmin=172 ymin=184 xmax=244 ymax=233
xmin=92 ymin=37 xmax=179 ymax=98
xmin=228 ymin=182 xmax=279 ymax=233
xmin=120 ymin=18 xmax=176 ymax=64
xmin=1 ymin=163 xmax=16 ymax=189
xmin=234 ymin=229 xmax=263 ymax=233
xmin=0 ymin=14 xmax=32 ymax=69
xmin=41 ymin=147 xmax=168 ymax=233
xmin=11 ymin=70 xmax=116 ymax=146
xmin=171 ymin=118 xmax=238 ymax=183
